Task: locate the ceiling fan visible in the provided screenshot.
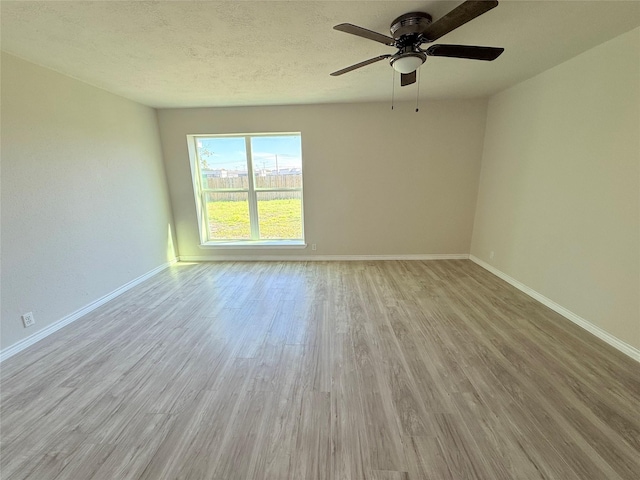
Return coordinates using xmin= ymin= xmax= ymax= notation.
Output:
xmin=330 ymin=0 xmax=504 ymax=86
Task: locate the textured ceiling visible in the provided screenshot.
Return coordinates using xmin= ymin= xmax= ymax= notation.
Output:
xmin=2 ymin=1 xmax=639 ymax=108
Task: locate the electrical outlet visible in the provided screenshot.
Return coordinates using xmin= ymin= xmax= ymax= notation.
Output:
xmin=490 ymin=251 xmax=495 ymax=260
xmin=312 ymin=243 xmax=317 ymax=251
xmin=22 ymin=312 xmax=35 ymax=328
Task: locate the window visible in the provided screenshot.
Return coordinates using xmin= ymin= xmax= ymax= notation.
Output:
xmin=188 ymin=133 xmax=304 ymax=246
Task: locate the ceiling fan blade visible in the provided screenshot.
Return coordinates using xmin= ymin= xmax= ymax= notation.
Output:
xmin=422 ymin=1 xmax=499 ymax=42
xmin=401 ymin=71 xmax=416 ymax=87
xmin=330 ymin=55 xmax=392 ymax=76
xmin=334 ymin=23 xmax=396 ymax=46
xmin=425 ymin=44 xmax=504 ymax=61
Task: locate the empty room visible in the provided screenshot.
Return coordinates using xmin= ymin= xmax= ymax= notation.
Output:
xmin=1 ymin=1 xmax=639 ymax=479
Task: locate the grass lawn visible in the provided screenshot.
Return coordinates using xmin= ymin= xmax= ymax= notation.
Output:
xmin=207 ymin=198 xmax=302 ymax=239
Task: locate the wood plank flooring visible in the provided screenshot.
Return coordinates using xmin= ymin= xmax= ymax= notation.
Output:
xmin=1 ymin=260 xmax=639 ymax=479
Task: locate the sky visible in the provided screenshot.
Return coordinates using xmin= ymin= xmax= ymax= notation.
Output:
xmin=197 ymin=135 xmax=302 ymax=171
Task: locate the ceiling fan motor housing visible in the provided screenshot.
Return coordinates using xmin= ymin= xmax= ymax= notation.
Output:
xmin=390 ymin=12 xmax=432 ymax=40
xmin=389 ymin=13 xmax=431 ymax=74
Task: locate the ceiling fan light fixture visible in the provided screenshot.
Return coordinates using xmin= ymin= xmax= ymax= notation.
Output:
xmin=330 ymin=1 xmax=504 ymax=85
xmin=390 ymin=54 xmax=425 ymax=74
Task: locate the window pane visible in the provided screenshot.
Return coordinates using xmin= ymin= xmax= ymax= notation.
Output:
xmin=206 ymin=192 xmax=251 ymax=240
xmin=256 ymin=191 xmax=303 ymax=239
xmin=251 ymin=136 xmax=302 ymax=189
xmin=197 ymin=137 xmax=248 ymax=188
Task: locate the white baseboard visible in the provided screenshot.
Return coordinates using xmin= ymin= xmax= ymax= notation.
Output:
xmin=469 ymin=255 xmax=640 ymax=363
xmin=0 ymin=259 xmax=178 ymax=363
xmin=179 ymin=254 xmax=470 ymax=262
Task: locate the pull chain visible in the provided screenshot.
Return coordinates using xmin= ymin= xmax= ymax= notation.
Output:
xmin=415 ymin=68 xmax=421 ymax=113
xmin=391 ymin=69 xmax=396 ymax=110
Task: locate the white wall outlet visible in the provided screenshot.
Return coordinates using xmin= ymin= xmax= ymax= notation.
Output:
xmin=489 ymin=251 xmax=495 ymax=260
xmin=312 ymin=243 xmax=317 ymax=251
xmin=22 ymin=312 xmax=35 ymax=328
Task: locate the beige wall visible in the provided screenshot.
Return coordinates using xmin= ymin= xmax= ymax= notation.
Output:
xmin=1 ymin=53 xmax=176 ymax=351
xmin=471 ymin=28 xmax=640 ymax=350
xmin=157 ymin=100 xmax=488 ymax=258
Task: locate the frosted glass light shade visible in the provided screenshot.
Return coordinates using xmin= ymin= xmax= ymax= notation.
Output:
xmin=391 ymin=55 xmax=424 ymax=74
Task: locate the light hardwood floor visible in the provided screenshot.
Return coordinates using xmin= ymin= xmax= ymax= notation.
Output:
xmin=1 ymin=260 xmax=639 ymax=479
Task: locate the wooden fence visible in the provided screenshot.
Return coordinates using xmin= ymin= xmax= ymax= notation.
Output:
xmin=203 ymin=174 xmax=302 ymax=202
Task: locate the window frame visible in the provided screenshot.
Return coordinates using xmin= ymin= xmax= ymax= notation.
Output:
xmin=187 ymin=133 xmax=305 ymax=247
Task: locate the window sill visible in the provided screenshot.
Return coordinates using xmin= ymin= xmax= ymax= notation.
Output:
xmin=199 ymin=240 xmax=307 ymax=249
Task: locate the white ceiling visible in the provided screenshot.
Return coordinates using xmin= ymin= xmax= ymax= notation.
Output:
xmin=2 ymin=1 xmax=639 ymax=108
